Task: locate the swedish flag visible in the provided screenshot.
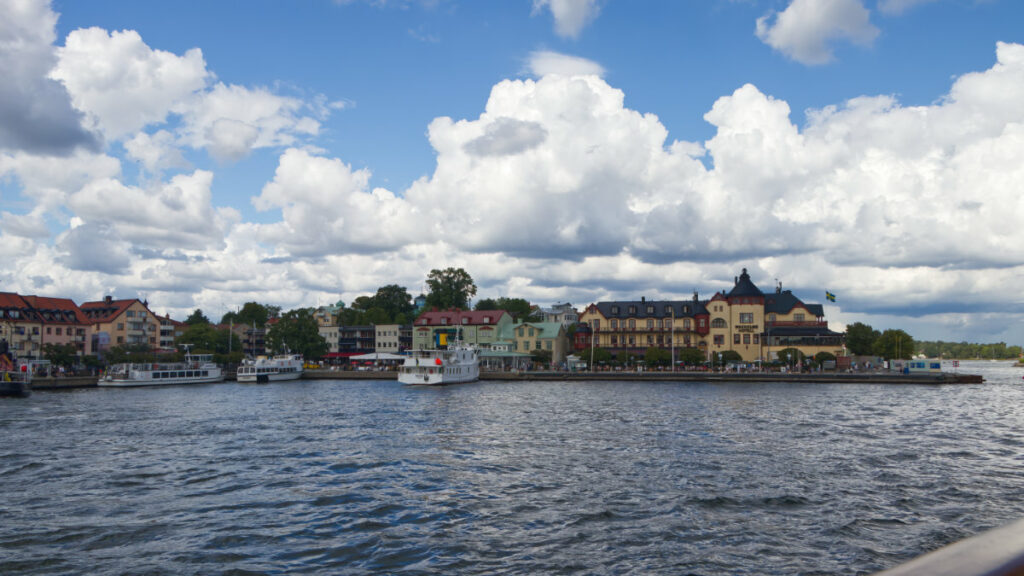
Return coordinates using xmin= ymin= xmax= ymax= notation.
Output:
xmin=826 ymin=291 xmax=836 ymax=302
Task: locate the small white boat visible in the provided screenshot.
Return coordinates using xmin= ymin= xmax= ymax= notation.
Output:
xmin=100 ymin=348 xmax=224 ymax=387
xmin=237 ymin=354 xmax=304 ymax=383
xmin=398 ymin=342 xmax=479 ymax=385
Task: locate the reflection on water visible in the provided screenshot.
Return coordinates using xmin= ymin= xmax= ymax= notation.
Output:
xmin=2 ymin=360 xmax=1023 ymax=575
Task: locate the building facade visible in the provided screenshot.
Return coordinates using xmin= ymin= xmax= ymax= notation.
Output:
xmin=22 ymin=295 xmax=93 ymax=357
xmin=578 ymin=269 xmax=843 ymax=364
xmin=411 ymin=309 xmax=512 ymax=350
xmin=80 ymin=296 xmax=160 ymax=356
xmin=505 ymin=321 xmax=570 ymax=366
xmin=0 ymin=292 xmax=44 ymax=362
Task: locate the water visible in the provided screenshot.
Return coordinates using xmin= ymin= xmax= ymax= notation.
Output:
xmin=3 ymin=361 xmax=1024 ymax=575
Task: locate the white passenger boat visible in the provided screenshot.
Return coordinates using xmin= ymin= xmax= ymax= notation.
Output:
xmin=237 ymin=354 xmax=304 ymax=383
xmin=100 ymin=348 xmax=224 ymax=387
xmin=398 ymin=341 xmax=479 ymax=385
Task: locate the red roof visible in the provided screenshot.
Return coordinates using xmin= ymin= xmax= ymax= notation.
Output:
xmin=21 ymin=295 xmax=90 ymax=324
xmin=80 ymin=297 xmax=145 ymax=323
xmin=414 ymin=309 xmax=508 ymax=326
xmin=0 ymin=292 xmax=38 ymax=323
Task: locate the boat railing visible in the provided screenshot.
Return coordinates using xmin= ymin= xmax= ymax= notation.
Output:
xmin=874 ymin=517 xmax=1024 ymax=575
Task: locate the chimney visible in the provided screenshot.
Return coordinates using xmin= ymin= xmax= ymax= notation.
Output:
xmin=104 ymin=295 xmax=113 ymax=305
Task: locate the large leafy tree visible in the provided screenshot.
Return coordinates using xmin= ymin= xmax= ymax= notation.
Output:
xmin=873 ymin=329 xmax=915 ymax=360
xmin=266 ymin=308 xmax=329 ymax=359
xmin=846 ymin=322 xmax=880 ymax=355
xmin=185 ymin=309 xmax=210 ymax=325
xmin=221 ymin=302 xmax=276 ymax=327
xmin=677 ymin=347 xmax=706 ymax=366
xmin=42 ymin=343 xmax=79 ymax=367
xmin=644 ymin=347 xmax=672 ymax=366
xmin=424 ymin=267 xmax=477 ymax=310
xmin=176 ymin=323 xmax=239 ymax=356
xmin=373 ymin=284 xmax=414 ymax=321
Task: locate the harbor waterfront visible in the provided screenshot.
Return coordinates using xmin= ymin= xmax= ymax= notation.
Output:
xmin=3 ymin=361 xmax=1022 ymax=575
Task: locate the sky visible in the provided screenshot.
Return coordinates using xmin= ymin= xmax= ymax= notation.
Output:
xmin=2 ymin=0 xmax=1024 ymax=345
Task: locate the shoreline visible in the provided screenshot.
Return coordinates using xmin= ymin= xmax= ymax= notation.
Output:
xmin=27 ymin=369 xmax=983 ymax=390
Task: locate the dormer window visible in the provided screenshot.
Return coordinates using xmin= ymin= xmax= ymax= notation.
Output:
xmin=462 ymin=317 xmax=469 ymax=324
xmin=441 ymin=318 xmax=447 ymax=325
xmin=628 ymin=306 xmax=636 ymax=315
xmin=483 ymin=316 xmax=491 ymax=324
xmin=610 ymin=306 xmax=619 ymax=314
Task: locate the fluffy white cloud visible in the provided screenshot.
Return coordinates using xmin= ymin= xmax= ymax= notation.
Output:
xmin=756 ymin=0 xmax=879 ymax=65
xmin=51 ymin=27 xmax=209 ymax=139
xmin=0 ymin=0 xmax=97 ymax=154
xmin=68 ymin=170 xmax=228 ymax=251
xmin=252 ymin=148 xmax=416 ymax=256
xmin=532 ymin=0 xmax=600 ymax=39
xmin=178 ymin=83 xmax=322 ymax=162
xmin=527 ymin=50 xmax=605 ymax=77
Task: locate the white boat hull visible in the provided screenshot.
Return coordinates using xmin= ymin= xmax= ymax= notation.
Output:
xmin=398 ymin=345 xmax=479 ymax=386
xmin=99 ymin=373 xmax=224 ymax=387
xmin=236 ymin=354 xmax=305 ymax=383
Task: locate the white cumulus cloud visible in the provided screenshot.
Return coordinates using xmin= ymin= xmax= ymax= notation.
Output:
xmin=756 ymin=0 xmax=879 ymax=65
xmin=532 ymin=0 xmax=601 ymax=39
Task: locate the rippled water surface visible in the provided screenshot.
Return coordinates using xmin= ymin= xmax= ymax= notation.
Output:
xmin=4 ymin=361 xmax=1024 ymax=575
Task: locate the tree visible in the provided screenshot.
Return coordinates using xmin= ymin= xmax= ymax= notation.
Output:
xmin=42 ymin=343 xmax=79 ymax=367
xmin=873 ymin=329 xmax=915 ymax=360
xmin=185 ymin=309 xmax=210 ymax=325
xmin=813 ymin=351 xmax=837 ymax=368
xmin=776 ymin=347 xmax=805 ymax=367
xmin=474 ymin=298 xmax=498 ymax=311
xmin=424 ymin=267 xmax=477 ymax=310
xmin=588 ymin=347 xmax=613 ymax=365
xmin=530 ymin=348 xmax=552 ymax=367
xmin=266 ymin=308 xmax=329 ymax=360
xmin=846 ymin=322 xmax=880 ymax=355
xmin=104 ymin=343 xmax=155 ymax=365
xmin=222 ymin=302 xmax=274 ymax=327
xmin=372 ymin=284 xmax=414 ymax=322
xmin=644 ymin=347 xmax=672 ymax=366
xmin=677 ymin=347 xmax=706 ymax=366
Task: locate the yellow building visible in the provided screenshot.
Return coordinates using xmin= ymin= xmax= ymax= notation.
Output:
xmin=578 ymin=269 xmax=844 ymax=365
xmin=80 ymin=296 xmax=160 ymax=355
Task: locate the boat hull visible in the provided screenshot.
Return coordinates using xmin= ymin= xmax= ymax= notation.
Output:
xmin=0 ymin=375 xmax=31 ymax=398
xmin=99 ymin=374 xmax=225 ymax=387
xmin=397 ymin=345 xmax=479 ymax=386
xmin=237 ymin=371 xmax=303 ymax=383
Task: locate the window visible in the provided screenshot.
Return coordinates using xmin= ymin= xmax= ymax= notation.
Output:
xmin=591 ymin=320 xmax=600 ymax=331
xmin=462 ymin=317 xmax=469 ymax=324
xmin=545 ymin=341 xmax=551 ymax=350
xmin=627 ymin=306 xmax=636 ymax=314
xmin=739 ymin=313 xmax=754 ymax=324
xmin=734 ymin=334 xmax=741 ymax=344
xmin=711 ymin=318 xmax=727 ymax=328
xmin=753 ymin=335 xmax=760 ymax=344
xmin=647 ymin=335 xmax=653 ymax=345
xmin=743 ymin=334 xmax=750 ymax=344
xmin=629 ymin=319 xmax=636 ymax=330
xmin=646 ymin=306 xmax=654 ymax=314
xmin=699 ymin=319 xmax=705 ymax=328
xmin=646 ymin=319 xmax=654 ymax=329
xmin=46 ymin=327 xmax=52 ymax=334
xmin=56 ymin=328 xmax=62 ymax=336
xmin=794 ymin=313 xmax=805 ymax=322
xmin=529 ymin=328 xmax=535 ymax=337
xmin=117 ymin=323 xmax=124 ymax=330
xmin=610 ymin=306 xmax=619 ymax=314
xmin=611 ymin=319 xmax=618 ymax=329
xmin=714 ymin=335 xmax=724 ymax=345
xmin=441 ymin=318 xmax=447 ymax=325
xmin=683 ymin=319 xmax=691 ymax=330
xmin=483 ymin=316 xmax=490 ymax=324
xmin=665 ymin=306 xmax=673 ymax=315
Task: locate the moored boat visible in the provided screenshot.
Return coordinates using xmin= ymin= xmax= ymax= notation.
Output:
xmin=237 ymin=354 xmax=304 ymax=383
xmin=99 ymin=348 xmax=224 ymax=387
xmin=0 ymin=369 xmax=31 ymax=398
xmin=398 ymin=341 xmax=479 ymax=385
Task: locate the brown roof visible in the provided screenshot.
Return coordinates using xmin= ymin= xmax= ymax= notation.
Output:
xmin=0 ymin=292 xmax=39 ymax=322
xmin=414 ymin=309 xmax=508 ymax=326
xmin=80 ymin=297 xmax=145 ymax=323
xmin=21 ymin=295 xmax=90 ymax=325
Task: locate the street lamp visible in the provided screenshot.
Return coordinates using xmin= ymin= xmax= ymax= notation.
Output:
xmin=718 ymin=352 xmax=722 ymax=372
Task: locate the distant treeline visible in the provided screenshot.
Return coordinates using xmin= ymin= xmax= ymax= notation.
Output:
xmin=916 ymin=341 xmax=1022 ymax=360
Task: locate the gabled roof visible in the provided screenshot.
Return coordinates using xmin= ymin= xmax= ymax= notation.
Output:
xmin=21 ymin=295 xmax=90 ymax=324
xmin=503 ymin=321 xmax=566 ymax=339
xmin=80 ymin=297 xmax=145 ymax=323
xmin=727 ymin=268 xmax=764 ymax=299
xmin=0 ymin=292 xmax=39 ymax=322
xmin=415 ymin=309 xmax=509 ymax=326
